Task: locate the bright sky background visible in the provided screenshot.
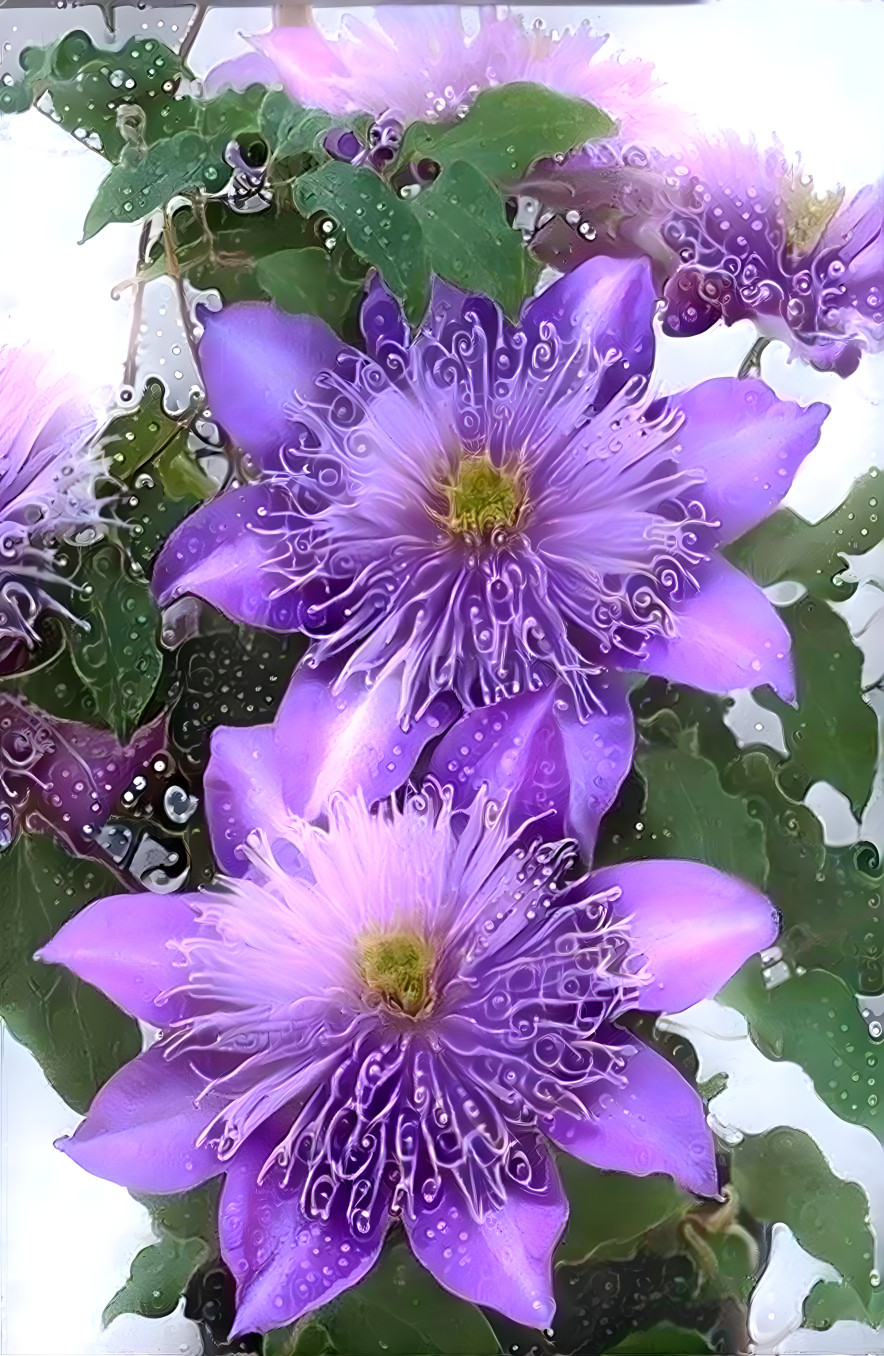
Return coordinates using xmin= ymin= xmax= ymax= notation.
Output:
xmin=1 ymin=3 xmax=883 ymax=1353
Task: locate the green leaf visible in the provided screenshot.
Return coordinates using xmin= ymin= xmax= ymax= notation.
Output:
xmin=557 ymin=1157 xmax=690 ymax=1265
xmin=264 ymin=1321 xmax=336 ymax=1356
xmin=596 ymin=726 xmax=767 ymax=888
xmin=259 ymin=90 xmax=333 ymax=159
xmin=603 ymin=1324 xmax=714 ymax=1354
xmin=135 ymin=1181 xmax=220 ymax=1248
xmin=400 ymin=83 xmax=614 ymax=185
xmin=254 ymin=248 xmax=361 ymax=330
xmin=755 ymin=596 xmax=877 ymax=815
xmin=295 ymin=163 xmax=429 ymax=322
xmin=731 ymin=1129 xmax=875 ymax=1300
xmin=102 ymin=1236 xmax=210 ymax=1327
xmin=0 ymin=835 xmax=139 ymax=1112
xmin=723 ymin=967 xmax=882 ymax=1137
xmin=314 ymin=1239 xmax=499 ymax=1355
xmin=67 ymin=542 xmax=162 ymax=741
xmin=83 ymin=132 xmax=217 ymax=239
xmin=412 ymin=160 xmax=536 ymax=317
xmin=726 ymin=468 xmax=884 ymax=602
xmin=804 ymin=1277 xmax=882 ymax=1329
xmin=17 ymin=31 xmax=192 ymax=160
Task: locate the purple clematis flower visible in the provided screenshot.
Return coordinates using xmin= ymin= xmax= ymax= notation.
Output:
xmin=527 ymin=135 xmax=884 ymax=375
xmin=41 ymin=776 xmax=777 ymax=1334
xmin=206 ymin=7 xmax=690 ymax=152
xmin=0 ymin=694 xmax=165 ymax=855
xmin=0 ymin=347 xmax=102 ymax=671
xmin=154 ymin=257 xmax=827 ymax=755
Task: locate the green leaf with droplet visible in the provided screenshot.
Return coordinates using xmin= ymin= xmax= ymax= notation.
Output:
xmin=67 ymin=542 xmax=162 ymax=742
xmin=294 ymin=162 xmax=429 ymax=323
xmin=0 ymin=835 xmax=139 ymax=1113
xmin=83 ymin=132 xmax=218 ymax=240
xmin=723 ymin=967 xmax=882 ymax=1137
xmin=730 ymin=1128 xmax=875 ymax=1301
xmin=595 ymin=725 xmax=767 ymax=888
xmin=755 ymin=596 xmax=877 ymax=816
xmin=399 ymin=82 xmax=614 ymax=185
xmin=254 ymin=248 xmax=362 ymax=330
xmin=11 ymin=31 xmax=192 ymax=160
xmin=135 ymin=1181 xmax=220 ymax=1248
xmin=102 ymin=1236 xmax=210 ymax=1327
xmin=413 ymin=159 xmax=538 ymax=317
xmin=726 ymin=468 xmax=884 ymax=602
xmin=259 ymin=90 xmax=333 ymax=159
xmin=804 ymin=1277 xmax=883 ymax=1329
xmin=557 ymin=1157 xmax=691 ymax=1265
xmin=263 ymin=1321 xmax=336 ymax=1356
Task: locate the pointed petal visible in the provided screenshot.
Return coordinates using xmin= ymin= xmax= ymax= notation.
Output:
xmin=152 ymin=482 xmax=300 ymax=631
xmin=198 ymin=303 xmax=351 ymax=468
xmin=274 ymin=662 xmax=459 ymax=822
xmin=429 ymin=678 xmax=633 ymax=857
xmin=549 ymin=1043 xmax=718 ymax=1197
xmin=676 ymin=378 xmax=829 ymax=543
xmin=202 ymin=50 xmax=280 ymax=97
xmin=221 ymin=1136 xmax=388 ymax=1337
xmin=360 ymin=273 xmax=411 ymax=382
xmin=404 ymin=1144 xmax=566 ymax=1328
xmin=57 ymin=1046 xmax=221 ymax=1194
xmin=590 ymin=859 xmax=778 ymax=1012
xmin=205 ymin=723 xmax=291 ymax=876
xmin=636 ymin=556 xmax=795 ymax=700
xmin=204 ymin=664 xmax=458 ymax=874
xmin=37 ymin=892 xmax=203 ymax=1026
xmin=250 ymin=26 xmax=355 ymax=115
xmin=521 ymin=256 xmax=657 ymax=411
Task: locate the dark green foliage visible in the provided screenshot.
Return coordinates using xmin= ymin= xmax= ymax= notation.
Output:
xmin=102 ymin=1237 xmax=210 ymax=1327
xmin=723 ymin=966 xmax=882 ymax=1136
xmin=412 ymin=159 xmax=539 ymax=317
xmin=756 ymin=596 xmax=877 ymax=815
xmin=0 ymin=835 xmax=140 ymax=1113
xmin=7 ymin=32 xmax=191 ymax=158
xmin=398 ymin=83 xmax=614 ymax=185
xmin=731 ymin=1129 xmax=875 ymax=1302
xmin=726 ymin=467 xmax=883 ymax=601
xmin=295 ymin=163 xmax=431 ymax=323
xmin=255 ymin=247 xmax=362 ymax=330
xmin=556 ymin=1160 xmax=691 ymax=1265
xmin=66 ymin=542 xmax=162 ymax=741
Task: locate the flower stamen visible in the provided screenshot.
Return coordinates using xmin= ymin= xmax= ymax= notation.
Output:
xmin=358 ymin=928 xmax=436 ymax=1016
xmin=438 ymin=454 xmax=526 ymax=540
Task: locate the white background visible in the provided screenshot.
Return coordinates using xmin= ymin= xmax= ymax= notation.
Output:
xmin=1 ymin=2 xmax=884 ymax=1352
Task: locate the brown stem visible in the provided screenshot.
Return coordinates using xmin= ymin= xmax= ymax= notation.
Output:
xmin=178 ymin=0 xmax=207 ymax=64
xmin=738 ymin=336 xmax=772 ymax=380
xmin=163 ymin=208 xmax=203 ymax=391
xmin=121 ymin=219 xmax=153 ymax=395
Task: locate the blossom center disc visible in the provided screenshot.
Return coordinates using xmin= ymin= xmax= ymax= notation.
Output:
xmin=358 ymin=929 xmax=435 ymax=1016
xmin=440 ymin=454 xmax=525 ymax=539
xmin=781 ymin=175 xmax=845 ymax=255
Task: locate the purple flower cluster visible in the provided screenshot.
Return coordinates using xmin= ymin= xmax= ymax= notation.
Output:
xmin=39 ymin=251 xmax=824 ymax=1335
xmin=529 ymin=135 xmax=884 ymax=375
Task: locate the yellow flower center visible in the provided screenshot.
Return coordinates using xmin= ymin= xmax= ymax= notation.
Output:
xmin=781 ymin=173 xmax=844 ymax=256
xmin=358 ymin=929 xmax=435 ymax=1016
xmin=439 ymin=454 xmax=525 ymax=539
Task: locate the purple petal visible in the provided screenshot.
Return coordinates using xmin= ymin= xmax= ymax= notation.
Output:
xmin=204 ymin=663 xmax=458 ymax=874
xmin=359 ymin=273 xmax=411 ymax=382
xmin=676 ymin=378 xmax=829 ymax=543
xmin=249 ymin=26 xmax=355 ymax=116
xmin=37 ymin=892 xmax=203 ymax=1026
xmin=152 ymin=482 xmax=300 ymax=631
xmin=204 ymin=723 xmax=291 ymax=877
xmin=428 ymin=678 xmax=633 ymax=857
xmin=274 ymin=662 xmax=459 ymax=821
xmin=202 ymin=50 xmax=280 ymax=98
xmin=198 ymin=303 xmax=350 ymax=469
xmin=635 ymin=555 xmax=796 ymax=701
xmin=56 ymin=1046 xmax=221 ymax=1194
xmin=548 ymin=1042 xmax=718 ymax=1197
xmin=589 ymin=859 xmax=778 ymax=1012
xmin=521 ymin=256 xmax=657 ymax=411
xmin=221 ymin=1134 xmax=388 ymax=1336
xmin=404 ymin=1146 xmax=566 ymax=1328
